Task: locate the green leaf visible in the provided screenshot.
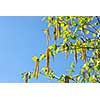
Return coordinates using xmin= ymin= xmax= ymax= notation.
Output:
xmin=94 ymin=65 xmax=98 ymax=70
xmin=81 ymin=79 xmax=85 ymax=83
xmin=58 ymin=79 xmax=64 ymax=83
xmin=21 ymin=73 xmax=24 ymax=79
xmin=81 ymin=67 xmax=85 ymax=73
xmin=54 ymin=44 xmax=57 ymax=51
xmin=88 ymin=68 xmax=93 ymax=73
xmin=56 ymin=48 xmax=61 ymax=54
xmin=48 ymin=45 xmax=54 ymax=50
xmin=39 ymin=54 xmax=46 ymax=61
xmin=49 ymin=51 xmax=54 ymax=56
xmin=85 ymin=30 xmax=89 ymax=34
xmin=92 ymin=33 xmax=96 ymax=37
xmin=70 ymin=62 xmax=75 ymax=69
xmin=68 ymin=69 xmax=75 ymax=75
xmin=32 ymin=56 xmax=38 ymax=62
xmin=89 ymin=75 xmax=96 ymax=82
xmin=98 ymin=28 xmax=100 ymax=32
xmin=29 ymin=74 xmax=34 ymax=79
xmin=58 ymin=75 xmax=64 ymax=80
xmin=97 ymin=64 xmax=100 ymax=70
xmin=71 ymin=34 xmax=77 ymax=40
xmin=85 ymin=64 xmax=89 ymax=70
xmin=49 ymin=51 xmax=54 ymax=61
xmin=43 ymin=28 xmax=48 ymax=33
xmin=41 ymin=67 xmax=46 ymax=72
xmin=75 ymin=75 xmax=80 ymax=81
xmin=49 ymin=73 xmax=55 ymax=80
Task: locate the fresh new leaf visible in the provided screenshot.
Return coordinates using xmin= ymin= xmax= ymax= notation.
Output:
xmin=39 ymin=54 xmax=46 ymax=61
xmin=32 ymin=56 xmax=38 ymax=62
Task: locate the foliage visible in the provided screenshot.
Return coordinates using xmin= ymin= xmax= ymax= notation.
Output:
xmin=21 ymin=16 xmax=100 ymax=83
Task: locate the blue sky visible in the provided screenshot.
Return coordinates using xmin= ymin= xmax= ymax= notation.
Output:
xmin=0 ymin=16 xmax=83 ymax=83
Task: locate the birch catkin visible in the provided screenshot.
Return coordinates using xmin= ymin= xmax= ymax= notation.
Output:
xmin=47 ymin=28 xmax=50 ymax=43
xmin=33 ymin=58 xmax=39 ymax=79
xmin=55 ymin=24 xmax=58 ymax=38
xmin=57 ymin=23 xmax=60 ymax=39
xmin=54 ymin=27 xmax=57 ymax=42
xmin=65 ymin=47 xmax=69 ymax=59
xmin=74 ymin=46 xmax=77 ymax=63
xmin=55 ymin=23 xmax=61 ymax=39
xmin=82 ymin=44 xmax=86 ymax=62
xmin=46 ymin=48 xmax=50 ymax=72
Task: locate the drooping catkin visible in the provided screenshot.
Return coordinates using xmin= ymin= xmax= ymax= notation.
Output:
xmin=82 ymin=44 xmax=86 ymax=62
xmin=36 ymin=64 xmax=39 ymax=80
xmin=57 ymin=30 xmax=60 ymax=39
xmin=58 ymin=22 xmax=61 ymax=39
xmin=46 ymin=48 xmax=50 ymax=73
xmin=54 ymin=27 xmax=57 ymax=42
xmin=74 ymin=46 xmax=77 ymax=63
xmin=54 ymin=23 xmax=61 ymax=40
xmin=65 ymin=47 xmax=69 ymax=59
xmin=33 ymin=58 xmax=39 ymax=79
xmin=57 ymin=23 xmax=61 ymax=39
xmin=55 ymin=23 xmax=58 ymax=37
xmin=46 ymin=28 xmax=50 ymax=43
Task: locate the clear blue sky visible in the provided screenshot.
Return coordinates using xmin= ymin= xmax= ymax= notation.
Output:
xmin=0 ymin=16 xmax=83 ymax=83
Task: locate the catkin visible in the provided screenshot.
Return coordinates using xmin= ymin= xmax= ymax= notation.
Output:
xmin=33 ymin=58 xmax=39 ymax=79
xmin=46 ymin=48 xmax=50 ymax=73
xmin=55 ymin=23 xmax=60 ymax=39
xmin=74 ymin=46 xmax=77 ymax=63
xmin=82 ymin=44 xmax=86 ymax=62
xmin=65 ymin=47 xmax=69 ymax=59
xmin=54 ymin=27 xmax=57 ymax=42
xmin=47 ymin=28 xmax=50 ymax=43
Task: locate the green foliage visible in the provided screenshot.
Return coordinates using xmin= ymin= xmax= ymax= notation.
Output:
xmin=39 ymin=54 xmax=46 ymax=61
xmin=22 ymin=16 xmax=100 ymax=83
xmin=21 ymin=72 xmax=32 ymax=83
xmin=32 ymin=56 xmax=38 ymax=62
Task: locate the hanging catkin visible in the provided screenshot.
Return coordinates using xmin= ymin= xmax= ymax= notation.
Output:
xmin=55 ymin=23 xmax=58 ymax=37
xmin=46 ymin=48 xmax=50 ymax=73
xmin=33 ymin=58 xmax=39 ymax=79
xmin=65 ymin=47 xmax=69 ymax=59
xmin=57 ymin=23 xmax=61 ymax=39
xmin=82 ymin=43 xmax=86 ymax=62
xmin=36 ymin=60 xmax=39 ymax=80
xmin=46 ymin=28 xmax=50 ymax=43
xmin=55 ymin=23 xmax=61 ymax=39
xmin=54 ymin=27 xmax=57 ymax=42
xmin=74 ymin=45 xmax=77 ymax=63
